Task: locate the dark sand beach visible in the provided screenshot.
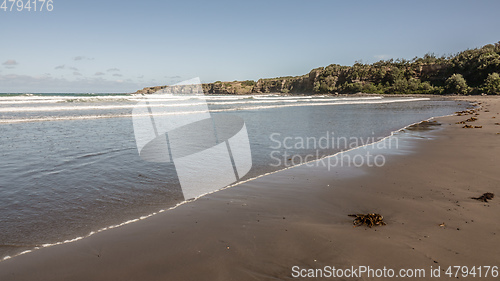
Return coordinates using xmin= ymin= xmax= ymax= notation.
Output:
xmin=0 ymin=96 xmax=499 ymax=281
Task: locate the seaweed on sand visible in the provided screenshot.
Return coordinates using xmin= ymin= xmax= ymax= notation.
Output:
xmin=471 ymin=193 xmax=494 ymax=203
xmin=348 ymin=213 xmax=386 ymax=228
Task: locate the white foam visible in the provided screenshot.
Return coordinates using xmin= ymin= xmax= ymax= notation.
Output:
xmin=0 ymin=95 xmax=133 ymax=101
xmin=0 ymin=103 xmax=204 ymax=113
xmin=0 ymin=97 xmax=387 ymax=113
xmin=252 ymin=95 xmax=313 ymax=100
xmin=0 ymin=99 xmax=300 ymax=113
xmin=0 ymin=100 xmax=66 ymax=105
xmin=204 ymin=96 xmax=251 ymax=100
xmin=0 ymin=97 xmax=429 ymax=123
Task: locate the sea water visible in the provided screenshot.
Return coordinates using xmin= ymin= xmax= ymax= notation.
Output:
xmin=0 ymin=93 xmax=467 ymax=259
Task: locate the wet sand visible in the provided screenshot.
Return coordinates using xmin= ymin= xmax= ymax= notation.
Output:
xmin=0 ymin=96 xmax=499 ymax=281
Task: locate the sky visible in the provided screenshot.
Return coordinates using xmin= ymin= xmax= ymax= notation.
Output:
xmin=1 ymin=0 xmax=499 ymax=93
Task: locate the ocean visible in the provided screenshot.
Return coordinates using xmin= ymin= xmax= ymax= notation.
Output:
xmin=0 ymin=93 xmax=468 ymax=260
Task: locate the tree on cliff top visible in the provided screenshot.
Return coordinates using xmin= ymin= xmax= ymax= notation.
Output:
xmin=445 ymin=74 xmax=469 ymax=95
xmin=483 ymin=72 xmax=500 ymax=94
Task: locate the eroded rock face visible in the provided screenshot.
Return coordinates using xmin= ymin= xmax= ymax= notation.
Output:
xmin=133 ymin=69 xmax=321 ymax=96
xmin=203 ymin=81 xmax=254 ymax=95
xmin=132 ymin=63 xmax=439 ymax=96
xmin=135 ymin=86 xmax=168 ymax=95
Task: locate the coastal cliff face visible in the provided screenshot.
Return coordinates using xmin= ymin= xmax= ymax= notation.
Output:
xmin=134 ymin=74 xmax=317 ymax=95
xmin=134 ymin=41 xmax=500 ymax=95
xmin=203 ymin=81 xmax=254 ymax=95
xmin=133 ymin=62 xmax=457 ymax=96
xmin=134 ymin=77 xmax=315 ymax=95
xmin=133 ymin=64 xmax=446 ymax=96
xmin=253 ymin=74 xmax=313 ymax=94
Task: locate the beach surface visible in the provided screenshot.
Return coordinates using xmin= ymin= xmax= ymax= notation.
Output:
xmin=1 ymin=96 xmax=499 ymax=281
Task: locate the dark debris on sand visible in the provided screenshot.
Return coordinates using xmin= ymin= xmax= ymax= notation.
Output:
xmin=471 ymin=193 xmax=495 ymax=203
xmin=348 ymin=213 xmax=386 ymax=228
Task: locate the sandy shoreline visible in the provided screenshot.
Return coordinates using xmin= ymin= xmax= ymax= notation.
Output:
xmin=1 ymin=96 xmax=499 ymax=280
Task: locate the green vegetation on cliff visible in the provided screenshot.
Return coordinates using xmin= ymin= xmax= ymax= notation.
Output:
xmin=136 ymin=41 xmax=500 ymax=95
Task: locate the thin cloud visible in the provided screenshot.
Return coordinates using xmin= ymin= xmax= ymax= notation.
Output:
xmin=73 ymin=56 xmax=94 ymax=61
xmin=2 ymin=60 xmax=19 ymax=66
xmin=95 ymin=72 xmax=105 ymax=76
xmin=113 ymin=73 xmax=123 ymax=77
xmin=73 ymin=72 xmax=82 ymax=76
xmin=107 ymin=68 xmax=120 ymax=72
xmin=55 ymin=65 xmax=79 ymax=71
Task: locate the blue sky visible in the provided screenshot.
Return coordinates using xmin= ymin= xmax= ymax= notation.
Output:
xmin=1 ymin=0 xmax=499 ymax=93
